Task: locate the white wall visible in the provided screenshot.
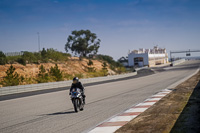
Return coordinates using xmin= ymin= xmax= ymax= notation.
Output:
xmin=148 ymin=54 xmax=166 ymax=58
xmin=128 ymin=53 xmax=149 ymax=66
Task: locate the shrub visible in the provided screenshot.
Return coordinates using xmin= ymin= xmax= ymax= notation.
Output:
xmin=101 ymin=62 xmax=108 ymax=76
xmin=0 ymin=51 xmax=7 ymax=65
xmin=63 ymin=73 xmax=73 ymax=80
xmin=46 ymin=48 xmax=70 ymax=62
xmin=7 ymin=55 xmax=21 ymax=64
xmin=1 ymin=65 xmax=24 ymax=86
xmin=87 ymin=59 xmax=96 ymax=72
xmin=116 ymin=67 xmax=127 ymax=74
xmin=96 ymin=54 xmax=126 ymax=73
xmin=49 ymin=64 xmax=63 ymax=81
xmin=22 ymin=52 xmax=38 ymax=64
xmin=75 ymin=73 xmax=84 ymax=79
xmin=36 ymin=65 xmax=49 ymax=83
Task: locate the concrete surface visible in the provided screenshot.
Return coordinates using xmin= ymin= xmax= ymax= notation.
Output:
xmin=0 ymin=60 xmax=199 ymax=133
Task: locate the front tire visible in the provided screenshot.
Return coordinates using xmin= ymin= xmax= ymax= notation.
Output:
xmin=73 ymin=99 xmax=78 ymax=112
xmin=80 ymin=98 xmax=84 ymax=111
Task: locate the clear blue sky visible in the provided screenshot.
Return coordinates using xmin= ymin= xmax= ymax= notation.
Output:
xmin=0 ymin=0 xmax=200 ymax=60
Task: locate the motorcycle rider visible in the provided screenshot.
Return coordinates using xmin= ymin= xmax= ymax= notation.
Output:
xmin=69 ymin=77 xmax=86 ymax=104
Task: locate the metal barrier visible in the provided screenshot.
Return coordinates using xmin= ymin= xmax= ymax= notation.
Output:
xmin=171 ymin=59 xmax=186 ymax=66
xmin=0 ymin=72 xmax=137 ymax=96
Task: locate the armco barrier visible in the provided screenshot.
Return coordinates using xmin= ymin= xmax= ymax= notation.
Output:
xmin=0 ymin=72 xmax=137 ymax=96
xmin=171 ymin=59 xmax=186 ymax=66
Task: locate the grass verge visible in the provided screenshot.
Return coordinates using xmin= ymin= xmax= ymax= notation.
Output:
xmin=115 ymin=71 xmax=200 ymax=133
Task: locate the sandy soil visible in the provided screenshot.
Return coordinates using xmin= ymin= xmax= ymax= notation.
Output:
xmin=0 ymin=57 xmax=115 ymax=80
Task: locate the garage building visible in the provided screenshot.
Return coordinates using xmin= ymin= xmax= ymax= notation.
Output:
xmin=128 ymin=46 xmax=168 ymax=67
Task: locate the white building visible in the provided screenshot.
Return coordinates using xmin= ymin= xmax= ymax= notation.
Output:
xmin=128 ymin=46 xmax=168 ymax=67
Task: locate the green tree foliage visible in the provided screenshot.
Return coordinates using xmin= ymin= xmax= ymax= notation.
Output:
xmin=65 ymin=30 xmax=101 ymax=57
xmin=46 ymin=48 xmax=69 ymax=62
xmin=49 ymin=64 xmax=63 ymax=81
xmin=101 ymin=62 xmax=108 ymax=76
xmin=3 ymin=48 xmax=71 ymax=65
xmin=87 ymin=59 xmax=95 ymax=72
xmin=0 ymin=51 xmax=7 ymax=65
xmin=87 ymin=59 xmax=93 ymax=66
xmin=22 ymin=52 xmax=38 ymax=64
xmin=37 ymin=65 xmax=49 ymax=83
xmin=97 ymin=55 xmax=114 ymax=64
xmin=97 ymin=54 xmax=126 ymax=73
xmin=41 ymin=48 xmax=48 ymax=62
xmin=1 ymin=65 xmax=24 ymax=86
xmin=18 ymin=52 xmax=41 ymax=65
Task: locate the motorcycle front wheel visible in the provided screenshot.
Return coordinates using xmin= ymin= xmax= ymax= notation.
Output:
xmin=73 ymin=99 xmax=78 ymax=112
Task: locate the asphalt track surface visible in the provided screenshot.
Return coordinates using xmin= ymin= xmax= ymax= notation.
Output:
xmin=0 ymin=60 xmax=199 ymax=133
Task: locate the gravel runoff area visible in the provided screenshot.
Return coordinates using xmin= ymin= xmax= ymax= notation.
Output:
xmin=115 ymin=70 xmax=200 ymax=133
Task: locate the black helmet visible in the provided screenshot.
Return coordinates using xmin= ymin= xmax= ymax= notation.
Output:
xmin=73 ymin=77 xmax=79 ymax=82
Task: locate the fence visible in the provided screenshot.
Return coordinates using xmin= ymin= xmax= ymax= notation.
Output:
xmin=0 ymin=72 xmax=137 ymax=96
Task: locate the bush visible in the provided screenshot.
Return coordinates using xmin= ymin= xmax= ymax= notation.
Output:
xmin=6 ymin=55 xmax=21 ymax=64
xmin=96 ymin=54 xmax=125 ymax=73
xmin=87 ymin=59 xmax=96 ymax=72
xmin=101 ymin=62 xmax=108 ymax=76
xmin=63 ymin=73 xmax=73 ymax=80
xmin=74 ymin=73 xmax=84 ymax=79
xmin=46 ymin=48 xmax=70 ymax=62
xmin=49 ymin=64 xmax=63 ymax=81
xmin=116 ymin=67 xmax=126 ymax=74
xmin=22 ymin=52 xmax=38 ymax=64
xmin=36 ymin=65 xmax=49 ymax=83
xmin=0 ymin=51 xmax=7 ymax=65
xmin=3 ymin=48 xmax=71 ymax=65
xmin=1 ymin=65 xmax=24 ymax=86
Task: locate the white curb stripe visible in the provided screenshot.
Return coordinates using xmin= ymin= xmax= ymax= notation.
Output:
xmin=153 ymin=94 xmax=166 ymax=97
xmin=108 ymin=116 xmax=137 ymax=122
xmin=145 ymin=98 xmax=161 ymax=101
xmin=125 ymin=108 xmax=148 ymax=113
xmin=88 ymin=126 xmax=121 ymax=133
xmin=137 ymin=102 xmax=156 ymax=106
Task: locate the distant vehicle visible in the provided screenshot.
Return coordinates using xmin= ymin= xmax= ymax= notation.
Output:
xmin=70 ymin=88 xmax=84 ymax=112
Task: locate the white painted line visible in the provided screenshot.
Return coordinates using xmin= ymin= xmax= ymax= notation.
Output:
xmin=108 ymin=116 xmax=137 ymax=122
xmin=145 ymin=98 xmax=161 ymax=101
xmin=88 ymin=126 xmax=121 ymax=133
xmin=137 ymin=102 xmax=156 ymax=106
xmin=125 ymin=108 xmax=148 ymax=113
xmin=158 ymin=91 xmax=171 ymax=94
xmin=153 ymin=94 xmax=166 ymax=97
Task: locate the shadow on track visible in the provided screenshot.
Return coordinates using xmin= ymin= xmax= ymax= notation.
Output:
xmin=46 ymin=111 xmax=75 ymax=116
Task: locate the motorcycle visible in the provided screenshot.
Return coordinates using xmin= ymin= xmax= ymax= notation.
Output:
xmin=70 ymin=88 xmax=84 ymax=112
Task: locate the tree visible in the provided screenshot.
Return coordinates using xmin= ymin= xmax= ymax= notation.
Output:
xmin=65 ymin=30 xmax=101 ymax=57
xmin=87 ymin=59 xmax=95 ymax=72
xmin=41 ymin=48 xmax=47 ymax=58
xmin=87 ymin=59 xmax=93 ymax=66
xmin=1 ymin=65 xmax=24 ymax=86
xmin=37 ymin=65 xmax=49 ymax=83
xmin=0 ymin=51 xmax=7 ymax=65
xmin=49 ymin=64 xmax=63 ymax=81
xmin=22 ymin=52 xmax=37 ymax=64
xmin=101 ymin=62 xmax=108 ymax=76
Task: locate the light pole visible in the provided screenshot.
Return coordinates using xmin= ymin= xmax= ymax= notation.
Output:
xmin=37 ymin=32 xmax=40 ymax=52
